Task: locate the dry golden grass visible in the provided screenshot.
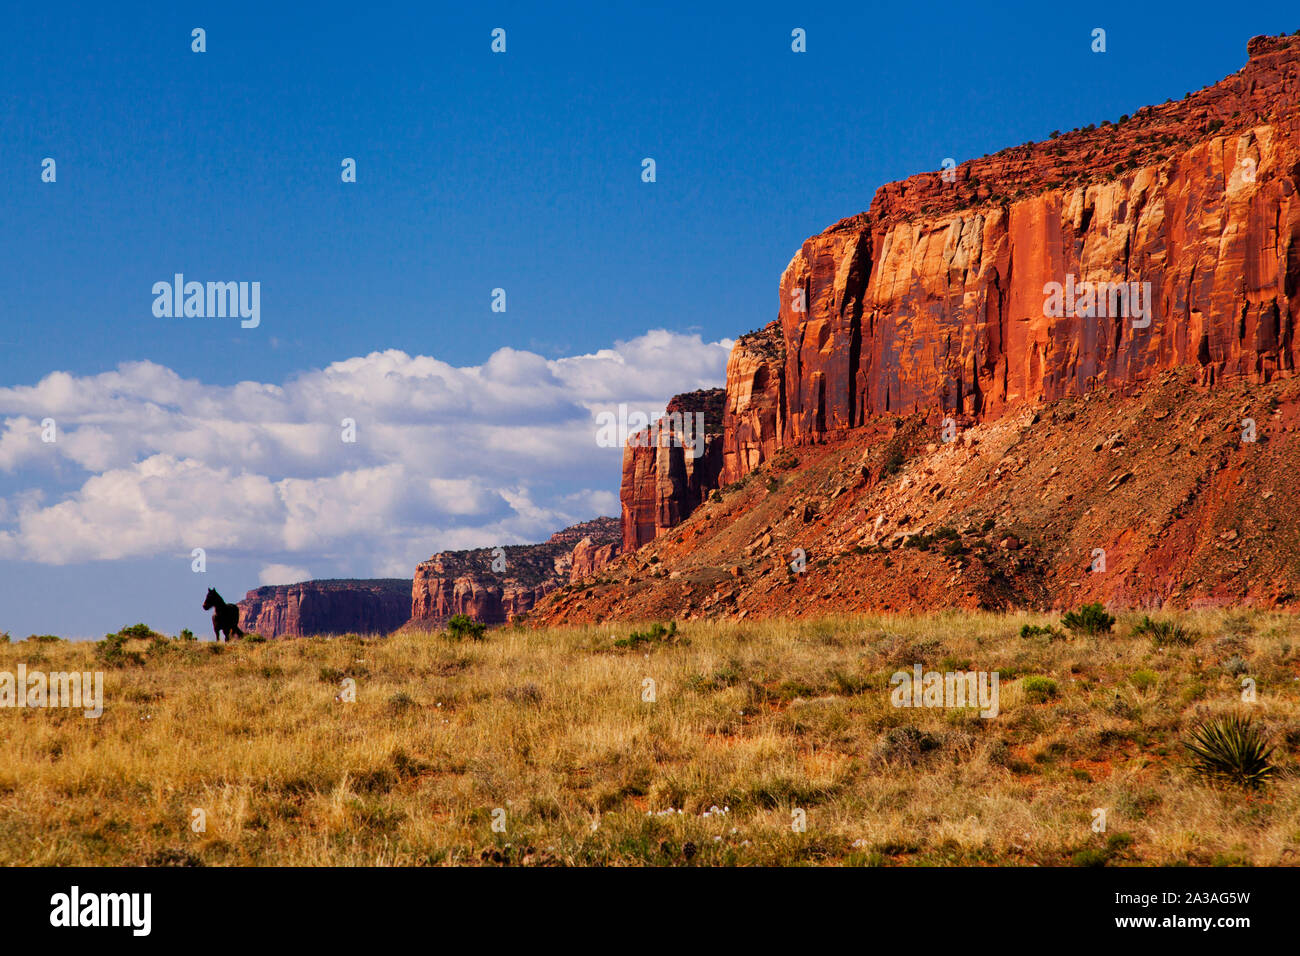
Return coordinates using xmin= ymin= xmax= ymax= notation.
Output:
xmin=1 ymin=610 xmax=1298 ymax=866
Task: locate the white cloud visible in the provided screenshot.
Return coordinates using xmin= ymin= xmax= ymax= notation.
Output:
xmin=259 ymin=564 xmax=312 ymax=586
xmin=0 ymin=329 xmax=729 ymax=571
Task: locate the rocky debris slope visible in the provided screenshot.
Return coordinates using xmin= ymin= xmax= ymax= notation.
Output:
xmin=410 ymin=517 xmax=620 ymax=627
xmin=237 ymin=579 xmax=411 ymax=638
xmin=619 ymin=388 xmax=725 ymax=551
xmin=535 ymin=372 xmax=1300 ymax=622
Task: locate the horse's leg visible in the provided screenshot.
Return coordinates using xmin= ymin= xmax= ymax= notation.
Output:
xmin=213 ymin=616 xmax=223 ymax=642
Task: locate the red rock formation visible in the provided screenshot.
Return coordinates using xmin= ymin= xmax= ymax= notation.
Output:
xmin=616 ymin=33 xmax=1300 ymax=553
xmin=410 ymin=518 xmax=620 ymax=627
xmin=237 ymin=579 xmax=411 ymax=638
xmin=721 ymin=323 xmax=786 ymax=485
xmin=569 ymin=536 xmax=618 ymax=582
xmin=620 ymin=389 xmax=725 ymax=551
xmin=774 ymin=34 xmax=1300 ymax=452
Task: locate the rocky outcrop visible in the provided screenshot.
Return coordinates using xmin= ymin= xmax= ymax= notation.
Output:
xmin=619 ymin=389 xmax=725 ymax=551
xmin=721 ymin=323 xmax=786 ymax=485
xmin=237 ymin=579 xmax=411 ymax=638
xmin=615 ymin=34 xmax=1300 ymax=557
xmin=569 ymin=536 xmax=619 ymax=582
xmin=773 ymin=34 xmax=1300 ymax=453
xmin=410 ymin=517 xmax=620 ymax=627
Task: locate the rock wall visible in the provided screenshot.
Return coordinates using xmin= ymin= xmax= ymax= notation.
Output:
xmin=721 ymin=323 xmax=786 ymax=485
xmin=617 ymin=33 xmax=1300 ymax=551
xmin=236 ymin=579 xmax=411 ymax=638
xmin=619 ymin=389 xmax=725 ymax=551
xmin=410 ymin=517 xmax=620 ymax=627
xmin=774 ymin=34 xmax=1300 ymax=451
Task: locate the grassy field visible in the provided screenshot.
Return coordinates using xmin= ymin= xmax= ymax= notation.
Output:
xmin=1 ymin=610 xmax=1298 ymax=866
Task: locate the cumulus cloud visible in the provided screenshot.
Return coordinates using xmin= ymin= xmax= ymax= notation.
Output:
xmin=0 ymin=329 xmax=729 ymax=572
xmin=259 ymin=564 xmax=312 ymax=586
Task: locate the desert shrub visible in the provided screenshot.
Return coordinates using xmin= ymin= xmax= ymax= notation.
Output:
xmin=1020 ymin=623 xmax=1063 ymax=640
xmin=446 ymin=614 xmax=487 ymax=641
xmin=95 ymin=632 xmax=144 ymax=668
xmin=1133 ymin=616 xmax=1194 ymax=646
xmin=1021 ymin=676 xmax=1059 ymax=703
xmin=25 ymin=634 xmax=63 ymax=643
xmin=179 ymin=629 xmax=195 ymax=641
xmin=1129 ymin=669 xmax=1158 ymax=691
xmin=1062 ymin=603 xmax=1114 ymax=636
xmin=385 ymin=692 xmax=415 ymax=715
xmin=881 ymin=439 xmax=906 ymax=476
xmin=243 ymin=632 xmax=266 ymax=644
xmin=873 ymin=726 xmax=941 ymax=766
xmin=615 ymin=621 xmax=677 ymax=649
xmin=1184 ymin=714 xmax=1276 ymax=788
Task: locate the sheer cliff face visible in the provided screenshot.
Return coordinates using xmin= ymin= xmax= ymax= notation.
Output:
xmin=237 ymin=579 xmax=411 ymax=638
xmin=410 ymin=517 xmax=620 ymax=627
xmin=614 ymin=35 xmax=1300 ymax=553
xmin=619 ymin=389 xmax=725 ymax=551
xmin=721 ymin=325 xmax=786 ymax=485
xmin=773 ymin=35 xmax=1300 ymax=452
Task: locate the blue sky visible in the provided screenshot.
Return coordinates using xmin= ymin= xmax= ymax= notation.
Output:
xmin=1 ymin=1 xmax=1295 ymax=638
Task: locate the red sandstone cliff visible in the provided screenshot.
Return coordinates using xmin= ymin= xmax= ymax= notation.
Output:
xmin=625 ymin=33 xmax=1300 ymax=549
xmin=619 ymin=389 xmax=725 ymax=551
xmin=545 ymin=33 xmax=1300 ymax=620
xmin=410 ymin=517 xmax=620 ymax=627
xmin=237 ymin=579 xmax=411 ymax=638
xmin=772 ymin=34 xmax=1300 ymax=453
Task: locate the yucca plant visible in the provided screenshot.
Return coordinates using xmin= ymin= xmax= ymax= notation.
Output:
xmin=1133 ymin=615 xmax=1195 ymax=646
xmin=1062 ymin=603 xmax=1115 ymax=636
xmin=1184 ymin=714 xmax=1276 ymax=788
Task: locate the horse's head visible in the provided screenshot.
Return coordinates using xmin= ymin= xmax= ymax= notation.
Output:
xmin=202 ymin=588 xmax=220 ymax=610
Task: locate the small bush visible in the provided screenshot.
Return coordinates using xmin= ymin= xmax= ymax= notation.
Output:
xmin=96 ymin=633 xmax=144 ymax=668
xmin=1020 ymin=623 xmax=1063 ymax=640
xmin=1129 ymin=669 xmax=1158 ymax=691
xmin=179 ymin=629 xmax=195 ymax=641
xmin=1133 ymin=616 xmax=1194 ymax=646
xmin=1184 ymin=714 xmax=1276 ymax=788
xmin=1062 ymin=603 xmax=1115 ymax=636
xmin=243 ymin=632 xmax=267 ymax=644
xmin=615 ymin=620 xmax=678 ymax=649
xmin=446 ymin=615 xmax=487 ymax=641
xmin=1021 ymin=676 xmax=1059 ymax=703
xmin=386 ymin=692 xmax=415 ymax=714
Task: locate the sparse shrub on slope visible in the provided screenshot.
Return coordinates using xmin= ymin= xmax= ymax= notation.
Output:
xmin=446 ymin=614 xmax=487 ymax=641
xmin=615 ymin=620 xmax=678 ymax=649
xmin=1184 ymin=713 xmax=1276 ymax=788
xmin=96 ymin=632 xmax=144 ymax=668
xmin=1133 ymin=616 xmax=1195 ymax=646
xmin=1062 ymin=603 xmax=1115 ymax=636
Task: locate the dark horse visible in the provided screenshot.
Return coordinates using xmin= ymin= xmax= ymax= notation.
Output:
xmin=202 ymin=588 xmax=244 ymax=642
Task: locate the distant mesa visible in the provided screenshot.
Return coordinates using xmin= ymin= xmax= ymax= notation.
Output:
xmin=237 ymin=578 xmax=411 ymax=639
xmin=410 ymin=517 xmax=621 ymax=628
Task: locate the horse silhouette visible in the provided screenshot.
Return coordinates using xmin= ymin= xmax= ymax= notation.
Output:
xmin=203 ymin=588 xmax=244 ymax=642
